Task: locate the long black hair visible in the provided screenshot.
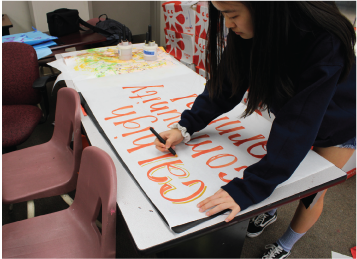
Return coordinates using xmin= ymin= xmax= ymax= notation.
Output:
xmin=206 ymin=1 xmax=356 ymax=117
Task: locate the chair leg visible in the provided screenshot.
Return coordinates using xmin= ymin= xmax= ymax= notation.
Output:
xmin=61 ymin=194 xmax=74 ymax=206
xmin=60 ymin=194 xmax=102 ymax=228
xmin=27 ymin=200 xmax=35 ymax=218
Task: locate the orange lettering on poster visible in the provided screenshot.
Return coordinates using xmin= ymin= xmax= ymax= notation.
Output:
xmin=122 ymin=127 xmax=150 ymax=137
xmin=208 ymin=116 xmax=229 ymax=125
xmin=138 ymin=153 xmax=174 ymax=166
xmin=127 ymin=134 xmax=155 ymax=153
xmin=233 ymin=134 xmax=265 ymax=147
xmin=113 ymin=115 xmax=158 ymax=128
xmin=129 ymin=91 xmax=158 ymax=99
xmin=143 ymin=97 xmax=161 ymax=103
xmin=186 ymin=102 xmax=194 ymax=108
xmin=150 ymin=101 xmax=169 ymax=113
xmin=185 ymin=135 xmax=223 ymax=158
xmin=167 ymin=120 xmax=180 ymax=128
xmin=157 ymin=109 xmax=181 ymax=121
xmin=104 ymin=105 xmax=136 ymax=121
xmin=247 ymin=141 xmax=267 ymax=158
xmin=160 ymin=180 xmax=207 ymax=204
xmin=228 ymin=133 xmax=242 ymax=141
xmin=122 ymin=85 xmax=164 ymax=93
xmin=146 ymin=160 xmax=183 ymax=182
xmin=206 ymin=154 xmax=238 ymax=168
xmin=219 ymin=166 xmax=247 ymax=182
xmin=170 ymin=94 xmax=197 ymax=102
xmin=215 ymin=121 xmax=244 ymax=135
xmin=255 ymin=109 xmax=262 ymax=116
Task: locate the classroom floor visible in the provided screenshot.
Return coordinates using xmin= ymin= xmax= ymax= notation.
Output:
xmin=2 ymin=3 xmax=356 ymax=255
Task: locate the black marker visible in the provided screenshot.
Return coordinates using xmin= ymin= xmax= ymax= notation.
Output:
xmin=150 ymin=127 xmax=177 ymax=157
xmin=123 ymin=25 xmax=127 ymax=42
xmin=148 ymin=25 xmax=152 ymax=42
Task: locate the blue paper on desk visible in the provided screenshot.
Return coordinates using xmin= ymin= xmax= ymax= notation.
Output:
xmin=2 ymin=30 xmax=58 ymax=45
xmin=35 ymin=48 xmax=53 ymax=59
xmin=2 ymin=29 xmax=58 ymax=60
xmin=33 ymin=41 xmax=57 ymax=49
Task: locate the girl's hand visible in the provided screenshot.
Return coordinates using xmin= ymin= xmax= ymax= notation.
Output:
xmin=197 ymin=189 xmax=241 ymax=222
xmin=153 ymin=129 xmax=184 ymax=152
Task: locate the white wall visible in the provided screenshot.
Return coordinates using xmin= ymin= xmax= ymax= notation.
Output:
xmin=2 ymin=1 xmax=33 ymax=34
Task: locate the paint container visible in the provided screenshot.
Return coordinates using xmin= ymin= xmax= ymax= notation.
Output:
xmin=117 ymin=41 xmax=132 ymax=61
xmin=143 ymin=41 xmax=158 ymax=61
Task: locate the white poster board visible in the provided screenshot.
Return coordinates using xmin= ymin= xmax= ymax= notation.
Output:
xmin=75 ymin=69 xmax=335 ymax=229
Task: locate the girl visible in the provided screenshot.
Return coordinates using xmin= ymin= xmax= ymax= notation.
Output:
xmin=154 ymin=2 xmax=356 ymax=258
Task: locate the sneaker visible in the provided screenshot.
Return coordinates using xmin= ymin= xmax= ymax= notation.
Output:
xmin=246 ymin=211 xmax=277 ymax=238
xmin=262 ymin=243 xmax=291 ymax=259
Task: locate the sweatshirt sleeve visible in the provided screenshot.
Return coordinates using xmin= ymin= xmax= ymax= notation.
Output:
xmin=222 ymin=55 xmax=344 ymax=210
xmin=179 ymin=76 xmax=248 ymax=135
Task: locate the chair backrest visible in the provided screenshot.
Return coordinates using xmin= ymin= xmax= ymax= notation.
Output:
xmin=72 ymin=146 xmax=117 ymax=258
xmin=81 ymin=17 xmax=106 ymax=29
xmin=2 ymin=42 xmax=41 ymax=105
xmin=51 ymin=87 xmax=82 ymax=187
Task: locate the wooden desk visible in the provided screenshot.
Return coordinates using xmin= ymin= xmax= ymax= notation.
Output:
xmin=55 ymin=53 xmax=347 ymax=258
xmin=2 ymin=14 xmax=13 ymax=36
xmin=42 ymin=30 xmax=106 ymax=59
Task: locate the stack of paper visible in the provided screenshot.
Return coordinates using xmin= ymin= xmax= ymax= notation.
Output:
xmin=2 ymin=29 xmax=58 ymax=59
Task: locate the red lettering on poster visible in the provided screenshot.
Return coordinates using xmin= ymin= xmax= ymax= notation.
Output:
xmin=160 ymin=180 xmax=207 ymax=204
xmin=138 ymin=153 xmax=174 ymax=166
xmin=127 ymin=134 xmax=155 ymax=153
xmin=146 ymin=160 xmax=183 ymax=182
xmin=104 ymin=105 xmax=136 ymax=121
xmin=247 ymin=141 xmax=267 ymax=158
xmin=123 ymin=85 xmax=164 ymax=93
xmin=143 ymin=97 xmax=161 ymax=103
xmin=186 ymin=102 xmax=194 ymax=108
xmin=150 ymin=101 xmax=169 ymax=113
xmin=185 ymin=134 xmax=223 ymax=158
xmin=129 ymin=91 xmax=158 ymax=99
xmin=206 ymin=154 xmax=238 ymax=168
xmin=215 ymin=120 xmax=244 ymax=135
xmin=170 ymin=94 xmax=198 ymax=102
xmin=208 ymin=116 xmax=229 ymax=125
xmin=218 ymin=166 xmax=247 ymax=183
xmin=122 ymin=127 xmax=150 ymax=137
xmin=157 ymin=109 xmax=181 ymax=121
xmin=233 ymin=134 xmax=265 ymax=147
xmin=167 ymin=120 xmax=180 ymax=128
xmin=113 ymin=115 xmax=158 ymax=128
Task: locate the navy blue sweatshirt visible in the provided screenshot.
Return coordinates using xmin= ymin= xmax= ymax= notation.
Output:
xmin=178 ymin=29 xmax=356 ymax=211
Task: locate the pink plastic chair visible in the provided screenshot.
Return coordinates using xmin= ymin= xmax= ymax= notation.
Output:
xmin=3 ymin=146 xmax=118 ymax=258
xmin=2 ymin=87 xmax=82 ymax=216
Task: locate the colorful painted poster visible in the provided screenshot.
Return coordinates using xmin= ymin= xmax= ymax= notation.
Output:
xmin=76 ymin=70 xmax=333 ymax=229
xmin=48 ymin=45 xmax=176 ymax=82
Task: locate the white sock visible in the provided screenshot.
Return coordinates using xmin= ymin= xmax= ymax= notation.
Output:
xmin=266 ymin=208 xmax=277 ymax=216
xmin=277 ymin=225 xmax=305 ymax=252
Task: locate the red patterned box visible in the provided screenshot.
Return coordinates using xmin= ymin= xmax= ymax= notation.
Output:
xmin=165 ymin=28 xmax=194 ymax=64
xmin=162 ymin=1 xmax=196 ymax=35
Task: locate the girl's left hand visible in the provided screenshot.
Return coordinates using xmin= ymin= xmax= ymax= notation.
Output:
xmin=197 ymin=189 xmax=241 ymax=222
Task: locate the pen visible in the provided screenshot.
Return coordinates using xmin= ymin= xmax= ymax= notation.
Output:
xmin=150 ymin=127 xmax=177 ymax=157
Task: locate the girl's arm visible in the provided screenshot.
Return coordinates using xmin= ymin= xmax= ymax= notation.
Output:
xmin=222 ymin=33 xmax=348 ymax=211
xmin=179 ymin=77 xmax=248 ymax=135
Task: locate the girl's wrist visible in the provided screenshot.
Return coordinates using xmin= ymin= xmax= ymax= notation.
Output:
xmin=170 ymin=123 xmax=191 ymax=143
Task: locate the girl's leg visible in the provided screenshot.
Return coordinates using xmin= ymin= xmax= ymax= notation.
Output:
xmin=273 ymin=146 xmax=355 ymax=254
xmin=290 ymin=146 xmax=354 ymax=233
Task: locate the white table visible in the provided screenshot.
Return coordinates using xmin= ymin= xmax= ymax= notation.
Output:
xmin=55 ymin=52 xmax=347 ymax=257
